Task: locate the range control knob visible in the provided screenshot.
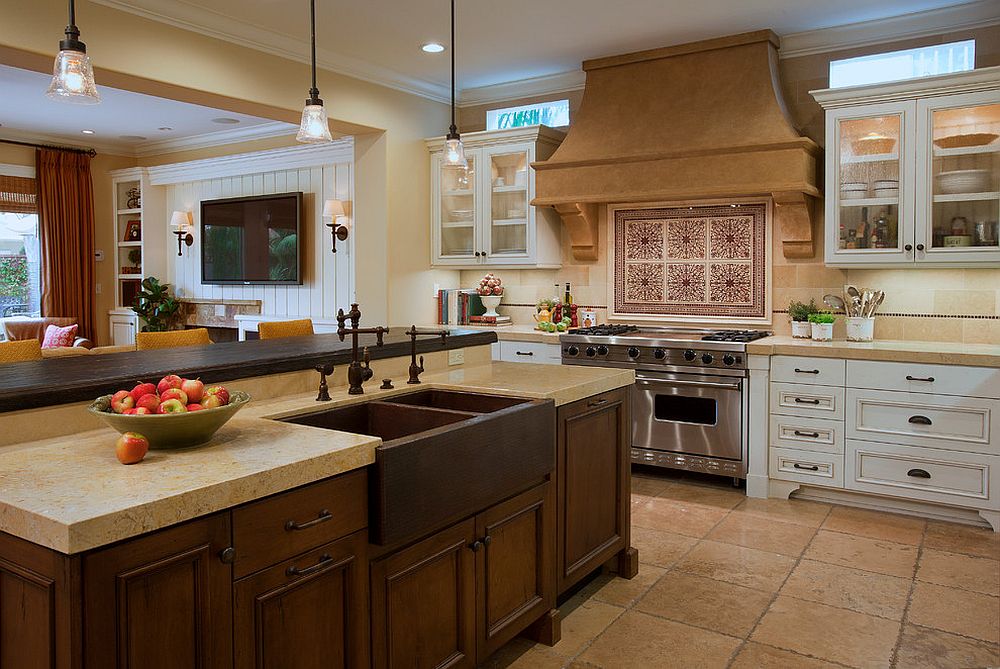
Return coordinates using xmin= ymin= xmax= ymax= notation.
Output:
xmin=627 ymin=347 xmax=641 ymax=359
xmin=701 ymin=353 xmax=714 ymax=365
xmin=653 ymin=348 xmax=666 ymax=360
xmin=683 ymin=349 xmax=697 ymax=362
xmin=585 ymin=347 xmax=597 ymax=357
xmin=597 ymin=345 xmax=609 ymax=356
xmin=723 ymin=354 xmax=736 ymax=366
xmin=565 ymin=345 xmax=579 ymax=357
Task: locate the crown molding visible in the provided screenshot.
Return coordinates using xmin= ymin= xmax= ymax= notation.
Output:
xmin=146 ymin=137 xmax=354 ymax=185
xmin=132 ymin=121 xmax=297 ymax=158
xmin=90 ymin=0 xmax=452 ymax=104
xmin=779 ymin=0 xmax=1000 ymax=59
xmin=458 ymin=70 xmax=586 ymax=107
xmin=811 ymin=63 xmax=1000 ymax=107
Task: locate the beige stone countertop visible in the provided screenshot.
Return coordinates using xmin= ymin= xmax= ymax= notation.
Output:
xmin=747 ymin=336 xmax=1000 ymax=368
xmin=427 ymin=324 xmax=565 ymax=344
xmin=0 ymin=362 xmax=633 ymax=555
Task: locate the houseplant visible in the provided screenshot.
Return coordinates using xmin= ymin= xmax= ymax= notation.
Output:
xmin=808 ymin=312 xmax=836 ymax=341
xmin=131 ymin=276 xmax=180 ymax=332
xmin=788 ymin=299 xmax=818 ymax=338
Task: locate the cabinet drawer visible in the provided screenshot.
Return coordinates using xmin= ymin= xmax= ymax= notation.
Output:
xmin=771 ymin=382 xmax=845 ymax=420
xmin=769 ymin=415 xmax=844 ymax=454
xmin=499 ymin=341 xmax=561 ymax=364
xmin=233 ymin=469 xmax=367 ymax=578
xmin=848 ymin=360 xmax=1000 ymax=399
xmin=770 ymin=448 xmax=844 ymax=488
xmin=846 ymin=440 xmax=998 ymax=510
xmin=772 ymin=356 xmax=846 ymax=386
xmin=848 ymin=389 xmax=998 ymax=455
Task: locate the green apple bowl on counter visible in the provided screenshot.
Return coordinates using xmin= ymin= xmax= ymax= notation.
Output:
xmin=89 ymin=374 xmax=250 ymax=452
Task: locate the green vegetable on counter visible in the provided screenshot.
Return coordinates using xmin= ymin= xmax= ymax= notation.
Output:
xmin=807 ymin=312 xmax=836 ymax=324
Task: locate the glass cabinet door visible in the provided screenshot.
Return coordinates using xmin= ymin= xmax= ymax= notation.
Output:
xmin=484 ymin=145 xmax=531 ymax=260
xmin=828 ymin=102 xmax=914 ymax=264
xmin=437 ymin=152 xmax=478 ymax=260
xmin=919 ymin=95 xmax=999 ymax=262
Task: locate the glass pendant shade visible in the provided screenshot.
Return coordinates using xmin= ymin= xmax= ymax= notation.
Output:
xmin=296 ymin=103 xmax=333 ymax=143
xmin=442 ymin=136 xmax=468 ymax=169
xmin=46 ymin=49 xmax=100 ymax=104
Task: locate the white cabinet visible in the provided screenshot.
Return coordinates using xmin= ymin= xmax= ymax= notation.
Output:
xmin=109 ymin=309 xmax=137 ymax=346
xmin=497 ymin=340 xmax=561 ymax=364
xmin=427 ymin=126 xmax=564 ymax=268
xmin=813 ymin=66 xmax=1000 ymax=268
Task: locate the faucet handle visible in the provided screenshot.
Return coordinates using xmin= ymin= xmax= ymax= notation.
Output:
xmin=418 ymin=355 xmax=424 ymax=372
xmin=315 ymin=362 xmax=335 ymax=377
xmin=362 ymin=346 xmax=370 ymax=368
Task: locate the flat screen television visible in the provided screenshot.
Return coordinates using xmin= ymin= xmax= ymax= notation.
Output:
xmin=200 ymin=192 xmax=303 ymax=285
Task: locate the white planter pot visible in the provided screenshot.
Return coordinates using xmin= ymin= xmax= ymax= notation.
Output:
xmin=811 ymin=322 xmax=834 ymax=341
xmin=481 ymin=294 xmax=502 ymax=318
xmin=791 ymin=321 xmax=811 ymax=338
xmin=846 ymin=316 xmax=875 ymax=342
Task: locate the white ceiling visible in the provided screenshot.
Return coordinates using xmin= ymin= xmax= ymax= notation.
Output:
xmin=0 ymin=64 xmax=294 ymax=155
xmin=92 ymin=0 xmax=993 ymax=103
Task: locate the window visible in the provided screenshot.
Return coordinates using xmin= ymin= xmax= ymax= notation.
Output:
xmin=0 ymin=175 xmax=41 ymax=318
xmin=829 ymin=40 xmax=975 ymax=89
xmin=486 ymin=99 xmax=570 ymax=130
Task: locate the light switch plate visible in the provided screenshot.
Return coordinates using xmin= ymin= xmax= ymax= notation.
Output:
xmin=448 ymin=348 xmax=465 ymax=366
xmin=215 ymin=305 xmax=226 ymax=317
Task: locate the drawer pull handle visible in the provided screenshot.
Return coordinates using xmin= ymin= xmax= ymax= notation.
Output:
xmin=793 ymin=463 xmax=820 ymax=471
xmin=793 ymin=397 xmax=821 ymax=405
xmin=286 ymin=554 xmax=333 ymax=578
xmin=793 ymin=430 xmax=821 ymax=438
xmin=908 ymin=415 xmax=933 ymax=426
xmin=794 ymin=368 xmax=820 ymax=375
xmin=285 ymin=509 xmax=332 ymax=532
xmin=515 ymin=351 xmax=534 ymax=356
xmin=907 ymin=468 xmax=932 ymax=479
xmin=588 ymin=398 xmax=609 ymax=408
xmin=906 ymin=375 xmax=935 ymax=383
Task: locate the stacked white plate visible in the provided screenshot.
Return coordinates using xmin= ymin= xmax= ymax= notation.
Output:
xmin=873 ymin=179 xmax=899 ymax=199
xmin=841 ymin=182 xmax=868 ymax=200
xmin=936 ymin=169 xmax=991 ymax=195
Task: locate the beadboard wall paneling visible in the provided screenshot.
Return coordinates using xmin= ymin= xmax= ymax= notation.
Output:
xmin=165 ymin=162 xmax=353 ymax=319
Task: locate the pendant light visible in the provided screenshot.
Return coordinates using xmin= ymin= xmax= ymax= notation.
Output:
xmin=296 ymin=0 xmax=333 ymax=144
xmin=46 ymin=0 xmax=100 ymax=104
xmin=441 ymin=0 xmax=467 ymax=169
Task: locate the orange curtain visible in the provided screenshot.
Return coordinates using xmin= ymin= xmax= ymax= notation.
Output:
xmin=36 ymin=149 xmax=96 ymax=341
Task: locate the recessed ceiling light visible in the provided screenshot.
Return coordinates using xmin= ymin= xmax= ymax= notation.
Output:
xmin=211 ymin=117 xmax=240 ymax=125
xmin=158 ymin=126 xmax=173 ymax=131
xmin=421 ymin=42 xmax=445 ymax=53
xmin=119 ymin=135 xmax=147 ymax=141
xmin=81 ymin=129 xmax=95 ymax=135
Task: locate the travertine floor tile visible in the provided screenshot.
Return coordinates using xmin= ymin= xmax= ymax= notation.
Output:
xmin=656 ymin=482 xmax=745 ymax=510
xmin=821 ymin=506 xmax=926 ymax=546
xmin=735 ymin=497 xmax=832 ymax=527
xmin=751 ymin=595 xmax=900 ymax=668
xmin=577 ymin=610 xmax=741 ymax=669
xmin=479 ymin=638 xmax=566 ymax=669
xmin=674 ymin=540 xmax=796 ymax=592
xmin=706 ymin=511 xmax=817 ymax=556
xmin=923 ymin=521 xmax=1000 ymax=560
xmin=630 ymin=526 xmax=697 ymax=568
xmin=916 ymin=549 xmax=1000 ymax=596
xmin=635 ymin=571 xmax=772 ymax=637
xmin=631 ymin=497 xmax=728 ymax=538
xmin=907 ymin=582 xmax=1000 ymax=643
xmin=804 ymin=530 xmax=918 ymax=578
xmin=631 ymin=475 xmax=671 ymax=497
xmin=780 ymin=559 xmax=911 ymax=620
xmin=729 ymin=642 xmax=844 ymax=669
xmin=894 ymin=624 xmax=1000 ymax=669
xmin=576 ymin=565 xmax=667 ymax=608
xmin=548 ymin=596 xmax=624 ymax=657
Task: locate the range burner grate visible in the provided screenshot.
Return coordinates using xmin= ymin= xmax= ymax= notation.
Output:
xmin=700 ymin=330 xmax=771 ymax=343
xmin=570 ymin=324 xmax=640 ymax=337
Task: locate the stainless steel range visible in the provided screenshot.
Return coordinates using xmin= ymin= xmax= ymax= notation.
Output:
xmin=560 ymin=325 xmax=770 ymax=480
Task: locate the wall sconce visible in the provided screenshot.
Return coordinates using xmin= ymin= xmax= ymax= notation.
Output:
xmin=170 ymin=210 xmax=194 ymax=256
xmin=323 ymin=199 xmax=351 ymax=253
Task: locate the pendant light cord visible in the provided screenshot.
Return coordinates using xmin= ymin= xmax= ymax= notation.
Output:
xmin=448 ymin=0 xmax=458 ymax=136
xmin=68 ymin=0 xmax=75 ymax=27
xmin=308 ymin=0 xmax=320 ymax=102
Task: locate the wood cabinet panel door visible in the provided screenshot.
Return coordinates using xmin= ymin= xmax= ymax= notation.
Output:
xmin=83 ymin=514 xmax=233 ymax=669
xmin=475 ymin=483 xmax=554 ymax=662
xmin=0 ymin=556 xmax=57 ymax=669
xmin=234 ymin=530 xmax=368 ymax=669
xmin=370 ymin=519 xmax=476 ymax=669
xmin=557 ymin=389 xmax=629 ymax=593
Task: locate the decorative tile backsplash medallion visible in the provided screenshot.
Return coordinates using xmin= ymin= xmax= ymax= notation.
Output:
xmin=612 ymin=202 xmax=769 ymax=321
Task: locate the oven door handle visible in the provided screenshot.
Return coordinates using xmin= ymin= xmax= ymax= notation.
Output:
xmin=635 ymin=377 xmax=743 ymax=391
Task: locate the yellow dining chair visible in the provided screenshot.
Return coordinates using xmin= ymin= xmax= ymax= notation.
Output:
xmin=258 ymin=319 xmax=315 ymax=340
xmin=135 ymin=328 xmax=212 ymax=351
xmin=0 ymin=338 xmax=43 ymax=363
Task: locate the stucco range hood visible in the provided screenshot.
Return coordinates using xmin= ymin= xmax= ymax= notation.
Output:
xmin=532 ymin=30 xmax=821 ymax=260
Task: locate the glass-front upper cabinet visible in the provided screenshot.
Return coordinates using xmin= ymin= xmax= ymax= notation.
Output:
xmin=435 ymin=151 xmax=478 ymax=262
xmin=485 ymin=144 xmax=531 ymax=259
xmin=917 ymin=92 xmax=1000 ymax=264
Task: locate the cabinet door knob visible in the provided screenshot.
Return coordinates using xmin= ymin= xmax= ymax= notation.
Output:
xmin=904 ymin=244 xmax=913 ymax=252
xmin=469 ymin=540 xmax=483 ymax=552
xmin=482 ymin=535 xmax=492 ymax=546
xmin=907 ymin=468 xmax=931 ymax=479
xmin=285 ymin=509 xmax=332 ymax=531
xmin=219 ymin=547 xmax=236 ymax=564
xmin=916 ymin=243 xmax=925 ymax=252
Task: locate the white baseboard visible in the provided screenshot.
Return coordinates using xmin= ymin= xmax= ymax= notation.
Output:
xmin=791 ymin=484 xmax=991 ymax=528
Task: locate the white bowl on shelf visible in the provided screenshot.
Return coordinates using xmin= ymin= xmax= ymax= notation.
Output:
xmin=840 ymin=182 xmax=868 ymax=200
xmin=936 ymin=169 xmax=991 ymax=195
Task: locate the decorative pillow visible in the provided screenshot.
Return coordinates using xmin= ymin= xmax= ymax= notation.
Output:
xmin=41 ymin=323 xmax=79 ymax=349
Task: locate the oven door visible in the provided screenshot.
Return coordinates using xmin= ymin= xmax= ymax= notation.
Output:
xmin=632 ymin=369 xmax=743 ymax=462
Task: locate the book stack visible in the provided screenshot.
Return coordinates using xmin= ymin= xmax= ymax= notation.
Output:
xmin=437 ymin=289 xmax=511 ymax=326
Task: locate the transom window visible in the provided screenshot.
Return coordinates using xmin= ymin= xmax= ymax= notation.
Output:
xmin=829 ymin=40 xmax=975 ymax=89
xmin=486 ymin=99 xmax=570 ymax=130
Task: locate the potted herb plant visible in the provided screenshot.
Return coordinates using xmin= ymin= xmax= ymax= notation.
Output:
xmin=788 ymin=299 xmax=818 ymax=338
xmin=808 ymin=312 xmax=836 ymax=341
xmin=131 ymin=276 xmax=180 ymax=332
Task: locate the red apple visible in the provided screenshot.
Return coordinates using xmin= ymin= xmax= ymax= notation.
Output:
xmin=129 ymin=382 xmax=156 ymax=403
xmin=115 ymin=432 xmax=149 ymax=464
xmin=123 ymin=408 xmax=137 ymax=415
xmin=200 ymin=395 xmax=224 ymax=409
xmin=157 ymin=398 xmax=187 ymax=414
xmin=132 ymin=407 xmax=153 ymax=415
xmin=135 ymin=393 xmax=161 ymax=413
xmin=111 ymin=390 xmax=135 ymax=414
xmin=180 ymin=378 xmax=204 ymax=403
xmin=160 ymin=388 xmax=189 ymax=405
xmin=186 ymin=403 xmax=205 ymax=412
xmin=203 ymin=385 xmax=230 ymax=405
xmin=156 ymin=374 xmax=183 ymax=395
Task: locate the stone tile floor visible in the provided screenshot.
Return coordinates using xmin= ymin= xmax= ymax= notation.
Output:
xmin=483 ymin=468 xmax=1000 ymax=669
